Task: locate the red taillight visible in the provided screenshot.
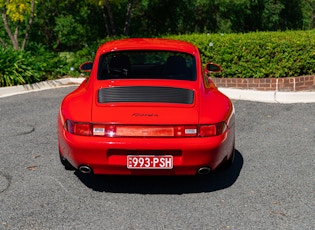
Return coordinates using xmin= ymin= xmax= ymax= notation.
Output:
xmin=114 ymin=125 xmax=197 ymax=137
xmin=199 ymin=125 xmax=217 ymax=137
xmin=65 ymin=120 xmax=227 ymax=137
xmin=199 ymin=122 xmax=227 ymax=137
xmin=116 ymin=126 xmax=174 ymax=137
xmin=66 ymin=120 xmax=91 ymax=136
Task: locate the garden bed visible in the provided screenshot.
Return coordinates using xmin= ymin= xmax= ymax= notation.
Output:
xmin=211 ymin=75 xmax=315 ymax=91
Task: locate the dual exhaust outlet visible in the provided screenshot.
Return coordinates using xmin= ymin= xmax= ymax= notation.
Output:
xmin=197 ymin=167 xmax=211 ymax=175
xmin=78 ymin=165 xmax=93 ymax=174
xmin=78 ymin=165 xmax=211 ymax=175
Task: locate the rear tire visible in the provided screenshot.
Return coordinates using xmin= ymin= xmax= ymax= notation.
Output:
xmin=226 ymin=147 xmax=235 ymax=168
xmin=220 ymin=147 xmax=235 ymax=170
xmin=59 ymin=153 xmax=75 ymax=170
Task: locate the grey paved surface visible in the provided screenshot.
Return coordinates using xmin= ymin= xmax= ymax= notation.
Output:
xmin=1 ymin=78 xmax=315 ymax=103
xmin=0 ymin=87 xmax=314 ymax=229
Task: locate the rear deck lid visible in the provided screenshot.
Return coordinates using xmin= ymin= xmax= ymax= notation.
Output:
xmin=91 ymin=85 xmax=199 ymax=125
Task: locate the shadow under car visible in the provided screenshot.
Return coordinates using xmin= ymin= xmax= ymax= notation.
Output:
xmin=75 ymin=149 xmax=243 ymax=194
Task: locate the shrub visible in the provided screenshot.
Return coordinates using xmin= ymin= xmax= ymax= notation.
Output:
xmin=61 ymin=46 xmax=97 ymax=78
xmin=1 ymin=31 xmax=314 ymax=88
xmin=168 ymin=30 xmax=315 ymax=78
xmin=58 ymin=37 xmax=116 ymax=78
xmin=27 ymin=44 xmax=71 ymax=80
xmin=0 ymin=48 xmax=41 ymax=87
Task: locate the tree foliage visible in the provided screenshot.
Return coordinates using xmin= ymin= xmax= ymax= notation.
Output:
xmin=1 ymin=0 xmax=314 ymax=87
xmin=0 ymin=0 xmax=314 ymax=51
xmin=0 ymin=0 xmax=35 ymax=50
xmin=1 ymin=0 xmax=32 ymax=22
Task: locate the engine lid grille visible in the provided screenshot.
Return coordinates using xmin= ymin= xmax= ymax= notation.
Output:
xmin=98 ymin=86 xmax=194 ymax=104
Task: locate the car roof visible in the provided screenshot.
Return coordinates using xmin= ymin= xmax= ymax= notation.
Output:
xmin=96 ymin=38 xmax=199 ymax=55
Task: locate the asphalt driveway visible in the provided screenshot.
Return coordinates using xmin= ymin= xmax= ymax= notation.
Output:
xmin=0 ymin=87 xmax=314 ymax=229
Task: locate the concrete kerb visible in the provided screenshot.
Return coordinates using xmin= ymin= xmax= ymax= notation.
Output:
xmin=219 ymin=88 xmax=315 ymax=104
xmin=0 ymin=77 xmax=315 ymax=103
xmin=0 ymin=78 xmax=84 ymax=98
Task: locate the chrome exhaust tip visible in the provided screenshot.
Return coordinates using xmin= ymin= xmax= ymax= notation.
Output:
xmin=197 ymin=167 xmax=211 ymax=175
xmin=78 ymin=165 xmax=92 ymax=174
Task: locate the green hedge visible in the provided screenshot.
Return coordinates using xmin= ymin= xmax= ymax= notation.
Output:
xmin=169 ymin=30 xmax=315 ymax=78
xmin=0 ymin=30 xmax=314 ymax=87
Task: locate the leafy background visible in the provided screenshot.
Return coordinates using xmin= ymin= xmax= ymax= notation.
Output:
xmin=0 ymin=0 xmax=314 ymax=86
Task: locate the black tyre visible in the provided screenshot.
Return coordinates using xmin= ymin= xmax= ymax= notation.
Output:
xmin=219 ymin=147 xmax=235 ymax=170
xmin=59 ymin=153 xmax=75 ymax=170
xmin=225 ymin=147 xmax=235 ymax=168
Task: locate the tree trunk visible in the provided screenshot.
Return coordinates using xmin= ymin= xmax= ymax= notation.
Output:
xmin=123 ymin=0 xmax=133 ymax=36
xmin=21 ymin=0 xmax=35 ymax=50
xmin=102 ymin=5 xmax=111 ymax=36
xmin=104 ymin=0 xmax=116 ymax=36
xmin=1 ymin=13 xmax=19 ymax=50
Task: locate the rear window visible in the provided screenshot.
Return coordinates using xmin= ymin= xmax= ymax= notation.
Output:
xmin=97 ymin=51 xmax=196 ymax=81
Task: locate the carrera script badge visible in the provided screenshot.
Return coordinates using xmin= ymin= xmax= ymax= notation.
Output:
xmin=132 ymin=113 xmax=159 ymax=117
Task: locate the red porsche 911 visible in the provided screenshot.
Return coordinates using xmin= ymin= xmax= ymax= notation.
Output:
xmin=58 ymin=38 xmax=235 ymax=176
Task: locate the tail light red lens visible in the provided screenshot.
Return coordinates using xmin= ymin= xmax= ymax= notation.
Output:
xmin=199 ymin=125 xmax=217 ymax=137
xmin=76 ymin=123 xmax=92 ymax=136
xmin=66 ymin=120 xmax=91 ymax=136
xmin=199 ymin=122 xmax=227 ymax=137
xmin=65 ymin=120 xmax=227 ymax=137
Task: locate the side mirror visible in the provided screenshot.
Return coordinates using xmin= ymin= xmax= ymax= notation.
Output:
xmin=80 ymin=62 xmax=93 ymax=72
xmin=205 ymin=62 xmax=222 ymax=74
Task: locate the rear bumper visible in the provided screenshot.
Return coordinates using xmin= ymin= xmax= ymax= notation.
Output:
xmin=58 ymin=125 xmax=235 ymax=175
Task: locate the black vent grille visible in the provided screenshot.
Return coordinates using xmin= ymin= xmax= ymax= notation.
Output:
xmin=98 ymin=86 xmax=194 ymax=104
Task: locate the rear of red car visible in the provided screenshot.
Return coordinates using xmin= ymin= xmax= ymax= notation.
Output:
xmin=58 ymin=38 xmax=235 ymax=176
